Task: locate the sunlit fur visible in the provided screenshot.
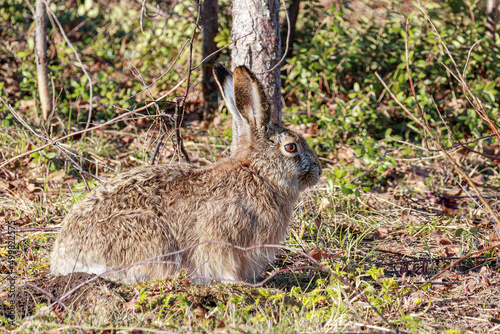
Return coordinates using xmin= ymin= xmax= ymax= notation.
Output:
xmin=51 ymin=65 xmax=322 ymax=284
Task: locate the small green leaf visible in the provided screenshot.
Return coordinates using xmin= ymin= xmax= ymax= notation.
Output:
xmin=84 ymin=0 xmax=93 ymax=11
xmin=27 ymin=37 xmax=34 ymax=50
xmin=340 ymin=185 xmax=353 ymax=195
xmin=17 ymin=51 xmax=30 ymax=58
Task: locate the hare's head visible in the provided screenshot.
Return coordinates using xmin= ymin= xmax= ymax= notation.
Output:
xmin=214 ymin=64 xmax=321 ymax=192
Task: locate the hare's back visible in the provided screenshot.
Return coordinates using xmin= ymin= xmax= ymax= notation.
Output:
xmin=81 ymin=163 xmax=199 ymax=213
xmin=51 ymin=164 xmax=200 ymax=279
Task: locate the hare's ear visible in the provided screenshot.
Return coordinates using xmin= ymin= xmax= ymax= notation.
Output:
xmin=233 ymin=66 xmax=271 ymax=130
xmin=213 ymin=64 xmax=247 ymax=127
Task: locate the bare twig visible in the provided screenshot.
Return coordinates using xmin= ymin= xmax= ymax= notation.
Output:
xmin=128 ymin=39 xmax=190 ymax=101
xmin=0 ymin=227 xmax=58 ymax=235
xmin=404 ymin=17 xmax=429 ymax=150
xmin=0 ymin=80 xmax=183 ymax=169
xmin=149 ymin=133 xmax=165 ymax=165
xmin=192 ymin=31 xmax=253 ymax=71
xmin=44 ymin=0 xmax=93 ymax=131
xmin=170 ymin=1 xmax=203 ymax=162
xmin=433 ymin=99 xmax=500 ymax=161
xmin=391 ymin=133 xmax=498 ymax=157
xmin=416 ymin=0 xmax=500 ymax=142
xmin=1 ymin=100 xmax=112 ymax=181
xmin=429 ymin=243 xmax=500 ymax=281
xmin=375 ymin=72 xmax=500 ymax=236
xmin=24 ymin=282 xmax=83 ymax=333
xmin=397 ymin=5 xmax=500 ymax=238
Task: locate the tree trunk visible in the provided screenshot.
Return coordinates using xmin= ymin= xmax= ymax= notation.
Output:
xmin=231 ymin=0 xmax=282 ymax=151
xmin=281 ymin=0 xmax=300 ymax=59
xmin=202 ymin=0 xmax=219 ymax=123
xmin=486 ymin=0 xmax=498 ymax=40
xmin=35 ymin=0 xmax=52 ymax=122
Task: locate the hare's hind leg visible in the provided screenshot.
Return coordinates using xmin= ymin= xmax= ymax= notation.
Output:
xmin=189 ymin=243 xmax=251 ymax=284
xmin=50 ymin=239 xmax=169 ymax=283
xmin=50 ymin=240 xmax=108 ymax=276
xmin=51 ymin=213 xmax=182 ymax=283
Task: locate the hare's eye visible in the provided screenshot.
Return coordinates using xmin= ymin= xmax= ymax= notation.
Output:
xmin=284 ymin=143 xmax=297 ymax=153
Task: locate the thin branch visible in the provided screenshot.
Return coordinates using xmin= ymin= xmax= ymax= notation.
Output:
xmin=128 ymin=39 xmax=190 ymax=101
xmin=375 ymin=72 xmax=500 ymax=236
xmin=1 ymin=99 xmax=114 ymax=178
xmin=170 ymin=1 xmax=202 ymax=162
xmin=0 ymin=80 xmax=183 ymax=169
xmin=416 ymin=0 xmax=500 ymax=142
xmin=44 ymin=0 xmax=93 ymax=131
xmin=429 ymin=243 xmax=500 ymax=281
xmin=0 ymin=227 xmax=58 ymax=235
xmin=24 ymin=282 xmax=83 ymax=334
xmin=149 ymin=133 xmax=165 ymax=165
xmin=192 ymin=31 xmax=253 ymax=70
xmin=404 ymin=17 xmax=429 ymax=149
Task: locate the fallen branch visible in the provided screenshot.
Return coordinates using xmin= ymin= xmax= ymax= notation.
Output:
xmin=429 ymin=243 xmax=500 ymax=281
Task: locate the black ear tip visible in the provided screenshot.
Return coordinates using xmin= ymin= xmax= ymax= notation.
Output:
xmin=213 ymin=63 xmax=232 ymax=80
xmin=213 ymin=63 xmax=223 ymax=71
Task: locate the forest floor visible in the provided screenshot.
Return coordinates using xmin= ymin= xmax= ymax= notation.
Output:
xmin=1 ymin=118 xmax=499 ymax=333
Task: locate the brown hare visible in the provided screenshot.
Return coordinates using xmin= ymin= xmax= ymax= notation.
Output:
xmin=50 ymin=64 xmax=322 ymax=284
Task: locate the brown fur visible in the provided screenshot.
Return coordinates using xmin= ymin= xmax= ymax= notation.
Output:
xmin=51 ymin=65 xmax=322 ymax=284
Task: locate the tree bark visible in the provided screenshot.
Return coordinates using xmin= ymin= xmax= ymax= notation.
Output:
xmin=202 ymin=0 xmax=219 ymax=122
xmin=231 ymin=0 xmax=282 ymax=151
xmin=281 ymin=0 xmax=300 ymax=59
xmin=486 ymin=0 xmax=498 ymax=40
xmin=35 ymin=0 xmax=52 ymax=122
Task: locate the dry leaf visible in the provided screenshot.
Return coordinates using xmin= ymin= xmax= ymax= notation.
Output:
xmin=27 ymin=182 xmax=36 ymax=193
xmin=437 ymin=196 xmax=458 ymax=213
xmin=49 ymin=170 xmax=65 ymax=182
xmin=443 ymin=246 xmax=459 ymax=257
xmin=214 ymin=320 xmax=226 ymax=333
xmin=372 ymin=228 xmax=389 ymax=238
xmin=401 ymin=208 xmax=411 ymax=217
xmin=314 ymin=215 xmax=322 ymax=228
xmin=437 ymin=235 xmax=453 ymax=245
xmin=179 ymin=277 xmax=190 ymax=288
xmin=308 ymin=248 xmax=322 ymax=261
xmin=470 ymin=175 xmax=485 ymax=185
xmin=193 ymin=305 xmax=206 ymax=317
xmin=124 ymin=300 xmax=140 ymax=312
xmin=320 ymin=197 xmax=331 ymax=210
xmin=19 ymin=99 xmax=35 ymax=110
